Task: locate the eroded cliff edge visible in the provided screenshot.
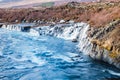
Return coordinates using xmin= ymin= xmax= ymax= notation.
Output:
xmin=88 ymin=19 xmax=120 ymax=69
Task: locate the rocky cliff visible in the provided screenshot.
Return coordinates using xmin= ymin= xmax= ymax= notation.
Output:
xmin=88 ymin=19 xmax=120 ymax=69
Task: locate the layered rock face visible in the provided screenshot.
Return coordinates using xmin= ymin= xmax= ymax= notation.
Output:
xmin=88 ymin=19 xmax=120 ymax=69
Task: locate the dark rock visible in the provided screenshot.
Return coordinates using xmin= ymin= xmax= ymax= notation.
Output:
xmin=21 ymin=26 xmax=31 ymax=32
xmin=72 ymin=39 xmax=78 ymax=42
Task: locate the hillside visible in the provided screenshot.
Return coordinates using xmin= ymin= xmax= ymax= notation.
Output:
xmin=0 ymin=0 xmax=97 ymax=8
xmin=0 ymin=1 xmax=120 ymax=26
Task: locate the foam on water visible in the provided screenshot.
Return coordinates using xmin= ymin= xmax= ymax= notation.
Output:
xmin=38 ymin=22 xmax=91 ymax=55
xmin=0 ymin=29 xmax=46 ymax=67
xmin=29 ymin=28 xmax=40 ymax=36
xmin=107 ymin=70 xmax=120 ymax=76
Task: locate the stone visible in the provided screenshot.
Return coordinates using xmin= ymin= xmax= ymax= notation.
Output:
xmin=59 ymin=20 xmax=65 ymax=23
xmin=72 ymin=39 xmax=78 ymax=42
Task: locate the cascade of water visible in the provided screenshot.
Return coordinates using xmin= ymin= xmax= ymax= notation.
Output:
xmin=1 ymin=24 xmax=22 ymax=31
xmin=37 ymin=22 xmax=91 ymax=54
xmin=76 ymin=23 xmax=92 ymax=55
xmin=1 ymin=22 xmax=92 ymax=55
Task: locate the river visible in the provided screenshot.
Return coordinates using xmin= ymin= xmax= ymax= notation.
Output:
xmin=0 ymin=28 xmax=120 ymax=80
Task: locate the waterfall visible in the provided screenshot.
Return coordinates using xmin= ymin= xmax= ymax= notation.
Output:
xmin=37 ymin=22 xmax=91 ymax=54
xmin=1 ymin=24 xmax=22 ymax=31
xmin=1 ymin=22 xmax=92 ymax=55
xmin=1 ymin=24 xmax=32 ymax=32
xmin=77 ymin=23 xmax=92 ymax=55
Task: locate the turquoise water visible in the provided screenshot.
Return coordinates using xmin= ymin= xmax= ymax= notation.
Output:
xmin=0 ymin=28 xmax=120 ymax=80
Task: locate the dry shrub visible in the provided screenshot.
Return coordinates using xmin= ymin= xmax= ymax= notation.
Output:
xmin=89 ymin=6 xmax=120 ymax=27
xmin=0 ymin=1 xmax=120 ymax=28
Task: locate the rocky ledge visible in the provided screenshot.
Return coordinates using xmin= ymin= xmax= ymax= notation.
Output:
xmin=88 ymin=19 xmax=120 ymax=69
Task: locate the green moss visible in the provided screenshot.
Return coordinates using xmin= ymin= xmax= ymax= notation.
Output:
xmin=40 ymin=2 xmax=55 ymax=8
xmin=109 ymin=52 xmax=118 ymax=58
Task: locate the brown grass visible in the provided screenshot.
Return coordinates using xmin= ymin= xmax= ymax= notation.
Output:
xmin=0 ymin=1 xmax=120 ymax=27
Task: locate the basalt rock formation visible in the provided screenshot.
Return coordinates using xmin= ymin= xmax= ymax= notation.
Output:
xmin=88 ymin=19 xmax=120 ymax=68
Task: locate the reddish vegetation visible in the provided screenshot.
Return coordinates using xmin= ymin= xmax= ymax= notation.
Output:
xmin=0 ymin=1 xmax=120 ymax=27
xmin=90 ymin=6 xmax=120 ymax=27
xmin=102 ymin=0 xmax=120 ymax=2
